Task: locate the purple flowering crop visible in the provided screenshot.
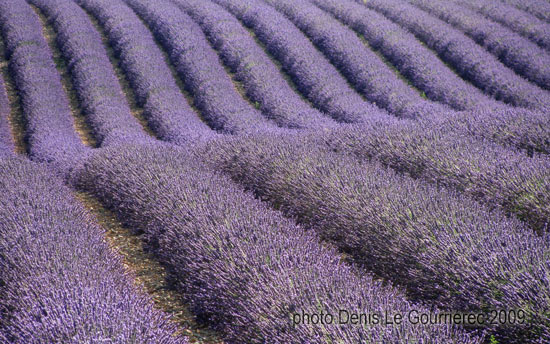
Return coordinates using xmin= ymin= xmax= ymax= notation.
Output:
xmin=202 ymin=132 xmax=550 ymax=342
xmin=261 ymin=0 xmax=450 ymax=120
xmin=211 ymin=0 xmax=390 ymax=123
xmin=0 ymin=156 xmax=185 ymax=343
xmin=74 ymin=0 xmax=215 ymax=145
xmin=73 ymin=144 xmax=480 ymax=344
xmin=172 ymin=0 xmax=337 ymax=130
xmin=457 ymin=0 xmax=550 ymax=51
xmin=312 ymin=121 xmax=550 ymax=232
xmin=124 ymin=0 xmax=281 ymax=134
xmin=29 ymin=0 xmax=152 ymax=146
xmin=0 ymin=76 xmax=13 ymax=157
xmin=356 ymin=0 xmax=550 ymax=113
xmin=310 ymin=0 xmax=502 ymax=112
xmin=408 ymin=0 xmax=550 ymax=91
xmin=501 ymin=0 xmax=550 ymax=24
xmin=0 ymin=0 xmax=90 ymax=175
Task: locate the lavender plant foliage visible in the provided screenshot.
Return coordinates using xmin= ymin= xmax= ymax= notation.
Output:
xmin=310 ymin=0 xmax=501 ymax=112
xmin=501 ymin=0 xmax=550 ymax=24
xmin=0 ymin=156 xmax=184 ymax=343
xmin=440 ymin=107 xmax=550 ymax=156
xmin=202 ymin=133 xmax=550 ymax=343
xmin=212 ymin=0 xmax=390 ymax=123
xmin=314 ymin=121 xmax=550 ymax=232
xmin=124 ymin=0 xmax=280 ymax=135
xmin=457 ymin=0 xmax=550 ymax=51
xmin=356 ymin=0 xmax=550 ymax=113
xmin=0 ymin=0 xmax=89 ymax=175
xmin=73 ymin=144 xmax=479 ymax=344
xmin=0 ymin=75 xmax=14 ymax=157
xmin=29 ymin=0 xmax=152 ymax=146
xmin=261 ymin=0 xmax=449 ymax=120
xmin=74 ymin=0 xmax=214 ymax=145
xmin=408 ymin=0 xmax=550 ymax=91
xmin=172 ymin=0 xmax=336 ymax=130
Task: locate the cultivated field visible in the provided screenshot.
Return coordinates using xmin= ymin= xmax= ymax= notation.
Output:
xmin=0 ymin=0 xmax=549 ymax=343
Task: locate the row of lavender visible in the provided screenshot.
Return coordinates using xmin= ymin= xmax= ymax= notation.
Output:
xmin=0 ymin=0 xmax=89 ymax=175
xmin=354 ymin=0 xmax=550 ymax=113
xmin=407 ymin=0 xmax=550 ymax=91
xmin=29 ymin=0 xmax=151 ymax=147
xmin=201 ymin=132 xmax=550 ymax=343
xmin=0 ymin=155 xmax=183 ymax=343
xmin=73 ymin=0 xmax=214 ymax=145
xmin=73 ymin=143 xmax=480 ymax=343
xmin=205 ymin=0 xmax=387 ymax=124
xmin=4 ymin=0 xmax=548 ymax=157
xmin=458 ymin=0 xmax=550 ymax=52
xmin=310 ymin=121 xmax=550 ymax=232
xmin=259 ymin=0 xmax=449 ymax=120
xmin=172 ymin=0 xmax=336 ymax=129
xmin=123 ymin=0 xmax=281 ymax=134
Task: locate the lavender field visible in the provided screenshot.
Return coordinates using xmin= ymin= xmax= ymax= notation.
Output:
xmin=0 ymin=0 xmax=549 ymax=343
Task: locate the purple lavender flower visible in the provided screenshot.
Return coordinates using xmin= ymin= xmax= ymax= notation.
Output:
xmin=212 ymin=0 xmax=390 ymax=123
xmin=0 ymin=156 xmax=185 ymax=343
xmin=74 ymin=0 xmax=215 ymax=145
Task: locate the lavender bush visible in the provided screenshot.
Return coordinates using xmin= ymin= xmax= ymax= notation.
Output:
xmin=212 ymin=0 xmax=390 ymax=123
xmin=501 ymin=0 xmax=550 ymax=24
xmin=124 ymin=0 xmax=280 ymax=134
xmin=74 ymin=144 xmax=479 ymax=344
xmin=310 ymin=0 xmax=502 ymax=113
xmin=440 ymin=107 xmax=550 ymax=155
xmin=0 ymin=75 xmax=13 ymax=156
xmin=0 ymin=156 xmax=184 ymax=343
xmin=0 ymin=0 xmax=89 ymax=175
xmin=262 ymin=0 xmax=449 ymax=120
xmin=457 ymin=0 xmax=550 ymax=51
xmin=356 ymin=0 xmax=550 ymax=113
xmin=311 ymin=122 xmax=550 ymax=232
xmin=173 ymin=0 xmax=336 ymax=130
xmin=202 ymin=133 xmax=550 ymax=342
xmin=74 ymin=0 xmax=214 ymax=145
xmin=29 ymin=0 xmax=152 ymax=146
xmin=408 ymin=0 xmax=550 ymax=91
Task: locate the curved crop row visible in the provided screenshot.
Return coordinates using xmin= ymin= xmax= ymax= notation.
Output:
xmin=409 ymin=0 xmax=550 ymax=91
xmin=174 ymin=0 xmax=336 ymax=129
xmin=124 ymin=0 xmax=278 ymax=134
xmin=0 ymin=76 xmax=13 ymax=157
xmin=0 ymin=156 xmax=183 ymax=343
xmin=74 ymin=0 xmax=213 ymax=145
xmin=458 ymin=0 xmax=550 ymax=51
xmin=30 ymin=0 xmax=150 ymax=146
xmin=448 ymin=107 xmax=550 ymax=156
xmin=204 ymin=134 xmax=550 ymax=343
xmin=212 ymin=0 xmax=388 ymax=123
xmin=74 ymin=144 xmax=479 ymax=344
xmin=0 ymin=0 xmax=89 ymax=175
xmin=311 ymin=0 xmax=500 ymax=112
xmin=316 ymin=122 xmax=550 ymax=232
xmin=263 ymin=0 xmax=448 ymax=120
xmin=357 ymin=0 xmax=550 ymax=113
xmin=502 ymin=0 xmax=550 ymax=24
